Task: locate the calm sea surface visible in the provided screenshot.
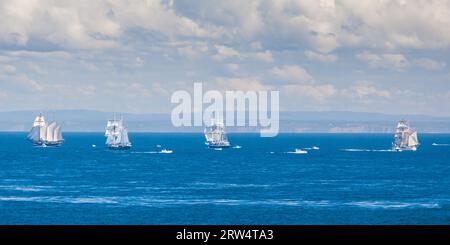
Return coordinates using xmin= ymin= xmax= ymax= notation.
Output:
xmin=0 ymin=132 xmax=449 ymax=224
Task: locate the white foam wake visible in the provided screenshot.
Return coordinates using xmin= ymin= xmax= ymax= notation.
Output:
xmin=304 ymin=146 xmax=320 ymax=150
xmin=432 ymin=143 xmax=449 ymax=146
xmin=341 ymin=148 xmax=395 ymax=152
xmin=132 ymin=149 xmax=173 ymax=154
xmin=347 ymin=201 xmax=439 ymax=209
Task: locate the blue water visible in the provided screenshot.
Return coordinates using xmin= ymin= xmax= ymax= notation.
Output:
xmin=0 ymin=132 xmax=449 ymax=224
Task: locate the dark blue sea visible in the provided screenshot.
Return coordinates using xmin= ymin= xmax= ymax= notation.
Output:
xmin=0 ymin=132 xmax=449 ymax=224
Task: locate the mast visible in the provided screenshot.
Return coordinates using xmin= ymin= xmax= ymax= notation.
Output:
xmin=105 ymin=115 xmax=131 ymax=147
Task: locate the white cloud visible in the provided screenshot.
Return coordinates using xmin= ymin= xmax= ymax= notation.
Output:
xmin=270 ymin=65 xmax=313 ymax=82
xmin=0 ymin=0 xmax=217 ymax=50
xmin=1 ymin=1 xmax=450 ymax=116
xmin=0 ymin=64 xmax=16 ymax=74
xmin=2 ymin=1 xmax=450 ymax=53
xmin=413 ymin=58 xmax=446 ymax=71
xmin=344 ymin=81 xmax=391 ymax=99
xmin=125 ymin=56 xmax=145 ymax=68
xmin=250 ymin=50 xmax=273 ymax=63
xmin=282 ymin=83 xmax=336 ymax=101
xmin=250 ymin=41 xmax=263 ymax=50
xmin=10 ymin=74 xmax=43 ymax=92
xmin=4 ymin=50 xmax=72 ymax=59
xmin=173 ymin=1 xmax=450 ymax=52
xmin=0 ymin=90 xmax=7 ymax=99
xmin=177 ymin=43 xmax=209 ymax=59
xmin=215 ymin=77 xmax=272 ymax=91
xmin=356 ymin=51 xmax=409 ymax=71
xmin=105 ymin=81 xmax=152 ymax=97
xmin=80 ymin=61 xmax=99 ymax=71
xmin=227 ymin=63 xmax=239 ymax=72
xmin=134 ymin=57 xmax=144 ymax=67
xmin=213 ymin=45 xmax=240 ymax=61
xmin=304 ymin=50 xmax=337 ymax=62
xmin=0 ymin=55 xmax=12 ymax=62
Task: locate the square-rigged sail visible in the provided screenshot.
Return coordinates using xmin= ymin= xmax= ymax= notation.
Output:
xmin=105 ymin=117 xmax=131 ymax=149
xmin=204 ymin=121 xmax=230 ymax=148
xmin=393 ymin=120 xmax=419 ymax=151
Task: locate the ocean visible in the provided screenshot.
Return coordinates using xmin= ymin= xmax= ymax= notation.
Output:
xmin=0 ymin=132 xmax=449 ymax=224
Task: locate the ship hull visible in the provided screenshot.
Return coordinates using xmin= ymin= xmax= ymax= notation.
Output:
xmin=107 ymin=144 xmax=132 ymax=150
xmin=206 ymin=143 xmax=231 ymax=149
xmin=393 ymin=146 xmax=417 ymax=152
xmin=32 ymin=140 xmax=63 ymax=147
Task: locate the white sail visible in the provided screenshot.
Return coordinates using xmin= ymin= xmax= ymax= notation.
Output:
xmin=105 ymin=117 xmax=131 ymax=148
xmin=408 ymin=131 xmax=419 ymax=147
xmin=33 ymin=115 xmax=46 ymax=127
xmin=393 ymin=120 xmax=419 ymax=151
xmin=28 ymin=126 xmax=41 ymax=141
xmin=120 ymin=128 xmax=130 ymax=145
xmin=28 ymin=114 xmax=63 ymax=146
xmin=115 ymin=129 xmax=122 ymax=144
xmin=204 ymin=120 xmax=230 ymax=147
xmin=46 ymin=122 xmax=57 ymax=142
xmin=39 ymin=122 xmax=48 ymax=141
xmin=54 ymin=125 xmax=63 ymax=142
xmin=106 ymin=134 xmax=115 ymax=145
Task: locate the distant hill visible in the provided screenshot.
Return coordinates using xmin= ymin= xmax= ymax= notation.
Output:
xmin=1 ymin=110 xmax=450 ymax=133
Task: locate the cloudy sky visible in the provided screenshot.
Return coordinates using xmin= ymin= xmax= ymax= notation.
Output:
xmin=1 ymin=0 xmax=450 ymax=116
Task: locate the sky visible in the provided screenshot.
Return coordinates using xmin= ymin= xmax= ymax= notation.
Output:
xmin=0 ymin=0 xmax=450 ymax=116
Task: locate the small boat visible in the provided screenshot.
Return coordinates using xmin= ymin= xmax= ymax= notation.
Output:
xmin=160 ymin=149 xmax=173 ymax=154
xmin=27 ymin=113 xmax=64 ymax=147
xmin=105 ymin=116 xmax=132 ymax=150
xmin=287 ymin=149 xmax=308 ymax=154
xmin=392 ymin=120 xmax=419 ymax=151
xmin=293 ymin=149 xmax=308 ymax=154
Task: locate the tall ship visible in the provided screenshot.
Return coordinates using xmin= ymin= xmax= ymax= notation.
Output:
xmin=392 ymin=120 xmax=419 ymax=151
xmin=27 ymin=113 xmax=63 ymax=147
xmin=204 ymin=121 xmax=230 ymax=148
xmin=105 ymin=116 xmax=131 ymax=150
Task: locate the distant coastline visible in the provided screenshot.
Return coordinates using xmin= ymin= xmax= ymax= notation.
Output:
xmin=1 ymin=110 xmax=450 ymax=133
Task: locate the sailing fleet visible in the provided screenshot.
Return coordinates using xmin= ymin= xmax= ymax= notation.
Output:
xmin=27 ymin=113 xmax=421 ymax=151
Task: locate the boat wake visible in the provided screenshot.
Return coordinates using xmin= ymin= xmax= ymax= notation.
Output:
xmin=341 ymin=148 xmax=395 ymax=152
xmin=233 ymin=145 xmax=242 ymax=149
xmin=347 ymin=201 xmax=439 ymax=209
xmin=304 ymin=146 xmax=320 ymax=150
xmin=132 ymin=149 xmax=173 ymax=154
xmin=432 ymin=143 xmax=449 ymax=146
